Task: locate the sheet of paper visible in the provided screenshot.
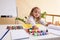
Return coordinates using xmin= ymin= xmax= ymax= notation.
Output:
xmin=10 ymin=29 xmax=29 ymax=40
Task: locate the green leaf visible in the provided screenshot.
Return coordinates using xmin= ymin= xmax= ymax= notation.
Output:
xmin=41 ymin=11 xmax=46 ymax=18
xmin=15 ymin=17 xmax=26 ymax=23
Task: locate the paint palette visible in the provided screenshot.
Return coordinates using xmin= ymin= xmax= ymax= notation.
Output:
xmin=6 ymin=26 xmax=23 ymax=30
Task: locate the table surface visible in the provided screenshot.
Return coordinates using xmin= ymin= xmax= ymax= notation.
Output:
xmin=10 ymin=29 xmax=60 ymax=40
xmin=29 ymin=33 xmax=60 ymax=40
xmin=0 ymin=24 xmax=60 ymax=40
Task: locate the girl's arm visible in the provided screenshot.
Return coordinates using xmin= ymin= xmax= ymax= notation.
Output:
xmin=40 ymin=18 xmax=52 ymax=26
xmin=27 ymin=16 xmax=38 ymax=29
xmin=27 ymin=16 xmax=36 ymax=26
xmin=40 ymin=18 xmax=47 ymax=25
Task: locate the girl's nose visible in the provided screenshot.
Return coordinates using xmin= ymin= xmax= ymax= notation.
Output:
xmin=35 ymin=13 xmax=38 ymax=16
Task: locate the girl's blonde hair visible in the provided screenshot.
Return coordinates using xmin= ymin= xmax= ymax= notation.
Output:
xmin=29 ymin=7 xmax=41 ymax=23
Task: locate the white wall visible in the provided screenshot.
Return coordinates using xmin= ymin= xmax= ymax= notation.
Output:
xmin=39 ymin=0 xmax=60 ymax=15
xmin=0 ymin=0 xmax=17 ymax=17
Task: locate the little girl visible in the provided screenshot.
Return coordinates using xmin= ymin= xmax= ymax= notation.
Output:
xmin=27 ymin=7 xmax=48 ymax=29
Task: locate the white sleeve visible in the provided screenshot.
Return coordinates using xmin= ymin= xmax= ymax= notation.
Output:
xmin=27 ymin=16 xmax=36 ymax=26
xmin=40 ymin=18 xmax=47 ymax=25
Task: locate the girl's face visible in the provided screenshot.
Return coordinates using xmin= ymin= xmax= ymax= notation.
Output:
xmin=33 ymin=8 xmax=41 ymax=18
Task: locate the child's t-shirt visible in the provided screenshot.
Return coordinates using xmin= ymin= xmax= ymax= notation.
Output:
xmin=27 ymin=16 xmax=46 ymax=26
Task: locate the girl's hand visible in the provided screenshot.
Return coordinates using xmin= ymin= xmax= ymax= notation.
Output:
xmin=32 ymin=26 xmax=38 ymax=30
xmin=46 ymin=22 xmax=52 ymax=26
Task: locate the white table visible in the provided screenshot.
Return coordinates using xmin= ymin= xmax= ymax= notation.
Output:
xmin=29 ymin=34 xmax=60 ymax=40
xmin=10 ymin=29 xmax=60 ymax=40
xmin=0 ymin=24 xmax=60 ymax=40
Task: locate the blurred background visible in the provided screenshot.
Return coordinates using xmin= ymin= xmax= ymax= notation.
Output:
xmin=0 ymin=0 xmax=60 ymax=26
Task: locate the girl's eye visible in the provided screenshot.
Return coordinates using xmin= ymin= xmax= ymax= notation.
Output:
xmin=35 ymin=11 xmax=37 ymax=13
xmin=38 ymin=11 xmax=40 ymax=13
xmin=34 ymin=10 xmax=40 ymax=13
xmin=35 ymin=11 xmax=40 ymax=14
